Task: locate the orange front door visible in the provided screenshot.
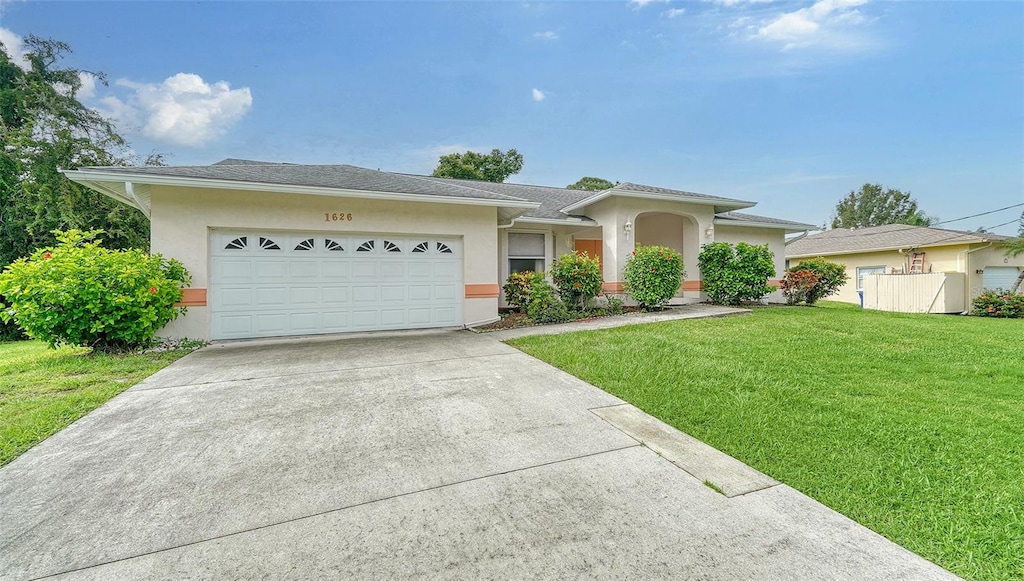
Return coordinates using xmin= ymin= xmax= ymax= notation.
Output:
xmin=574 ymin=239 xmax=603 ymax=265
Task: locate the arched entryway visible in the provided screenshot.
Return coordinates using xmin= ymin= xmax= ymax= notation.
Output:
xmin=634 ymin=212 xmax=701 ymax=296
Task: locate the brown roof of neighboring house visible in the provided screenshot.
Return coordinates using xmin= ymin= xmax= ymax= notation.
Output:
xmin=786 ymin=224 xmax=1008 ymax=258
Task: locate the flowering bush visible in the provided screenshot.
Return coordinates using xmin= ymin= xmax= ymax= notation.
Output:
xmin=502 ymin=270 xmax=536 ymax=312
xmin=525 ymin=274 xmax=571 ymax=323
xmin=971 ymin=290 xmax=1024 ymax=318
xmin=697 ymin=242 xmax=775 ymax=306
xmin=0 ymin=230 xmax=191 ymax=350
xmin=785 ymin=257 xmax=848 ymax=304
xmin=623 ymin=245 xmax=684 ymax=310
xmin=550 ymin=251 xmax=603 ymax=310
xmin=780 ymin=269 xmax=822 ymax=305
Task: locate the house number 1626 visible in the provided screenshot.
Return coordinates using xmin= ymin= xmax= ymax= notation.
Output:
xmin=325 ymin=213 xmax=353 ymax=222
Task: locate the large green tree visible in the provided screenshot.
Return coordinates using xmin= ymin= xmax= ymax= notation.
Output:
xmin=431 ymin=148 xmax=523 ymax=182
xmin=567 ymin=176 xmax=616 ymax=191
xmin=831 ymin=183 xmax=933 ymax=229
xmin=1 ymin=35 xmax=151 ymax=339
xmin=0 ymin=35 xmax=149 ymax=268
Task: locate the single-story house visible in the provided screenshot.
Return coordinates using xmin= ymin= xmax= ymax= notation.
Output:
xmin=786 ymin=224 xmax=1022 ymax=308
xmin=63 ymin=159 xmax=814 ymax=341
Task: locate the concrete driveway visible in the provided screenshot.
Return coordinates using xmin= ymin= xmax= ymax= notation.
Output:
xmin=0 ymin=330 xmax=956 ymax=580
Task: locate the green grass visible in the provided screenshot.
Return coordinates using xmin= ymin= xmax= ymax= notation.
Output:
xmin=508 ymin=303 xmax=1023 ymax=581
xmin=0 ymin=341 xmax=192 ymax=467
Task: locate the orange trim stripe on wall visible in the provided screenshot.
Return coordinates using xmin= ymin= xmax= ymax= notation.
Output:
xmin=601 ymin=281 xmax=625 ymax=293
xmin=465 ymin=284 xmax=500 ymax=299
xmin=681 ymin=280 xmax=703 ymax=291
xmin=175 ymin=288 xmax=207 ymax=307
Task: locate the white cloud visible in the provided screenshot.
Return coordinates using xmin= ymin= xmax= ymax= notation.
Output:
xmin=102 ymin=73 xmax=252 ymax=147
xmin=533 ymin=31 xmax=559 ymax=41
xmin=0 ymin=27 xmax=30 ymax=70
xmin=663 ymin=7 xmax=686 ymax=18
xmin=78 ymin=72 xmax=97 ymax=99
xmin=756 ymin=0 xmax=870 ymax=49
xmin=531 ymin=88 xmax=546 ymax=102
xmin=628 ymin=0 xmax=669 ymax=8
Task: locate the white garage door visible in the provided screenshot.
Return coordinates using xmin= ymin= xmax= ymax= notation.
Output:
xmin=983 ymin=266 xmax=1020 ymax=291
xmin=209 ymin=230 xmax=463 ymax=340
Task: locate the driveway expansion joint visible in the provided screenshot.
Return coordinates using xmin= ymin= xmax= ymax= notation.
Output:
xmin=591 ymin=404 xmax=780 ymax=498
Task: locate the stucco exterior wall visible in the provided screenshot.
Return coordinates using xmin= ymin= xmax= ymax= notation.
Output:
xmin=149 ymin=186 xmax=500 ymax=339
xmin=790 ymin=242 xmax=1024 ymax=306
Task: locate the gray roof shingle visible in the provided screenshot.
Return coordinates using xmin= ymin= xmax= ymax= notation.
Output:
xmin=77 ymin=159 xmax=790 ymax=225
xmin=715 ymin=211 xmax=817 ymax=229
xmin=616 ymin=182 xmax=755 ymax=206
xmin=786 ymin=224 xmax=1007 ymax=257
xmin=79 ymin=162 xmax=532 ymax=203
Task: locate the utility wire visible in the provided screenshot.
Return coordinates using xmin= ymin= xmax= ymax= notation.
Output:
xmin=794 ymin=203 xmax=1023 ymax=243
xmin=932 ymin=202 xmax=1024 ymax=226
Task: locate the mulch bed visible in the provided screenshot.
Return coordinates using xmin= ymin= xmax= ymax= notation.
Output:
xmin=472 ymin=307 xmax=644 ymax=332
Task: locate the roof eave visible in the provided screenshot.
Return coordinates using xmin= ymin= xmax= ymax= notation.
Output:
xmin=515 ymin=216 xmax=597 ymax=226
xmin=60 ymin=169 xmax=540 ymax=212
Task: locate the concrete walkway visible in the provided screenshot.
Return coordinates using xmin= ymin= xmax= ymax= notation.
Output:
xmin=0 ymin=328 xmax=957 ymax=580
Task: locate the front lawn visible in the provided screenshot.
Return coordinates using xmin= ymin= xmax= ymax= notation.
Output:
xmin=508 ymin=303 xmax=1022 ymax=581
xmin=0 ymin=341 xmax=193 ymax=467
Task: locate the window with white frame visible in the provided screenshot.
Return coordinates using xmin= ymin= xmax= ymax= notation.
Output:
xmin=857 ymin=266 xmax=887 ymax=290
xmin=508 ymin=232 xmax=546 ymax=274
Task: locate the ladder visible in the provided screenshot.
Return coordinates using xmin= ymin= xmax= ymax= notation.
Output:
xmin=909 ymin=252 xmax=926 ymax=274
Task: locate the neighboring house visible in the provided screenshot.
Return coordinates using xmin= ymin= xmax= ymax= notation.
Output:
xmin=786 ymin=224 xmax=1023 ymax=308
xmin=63 ymin=159 xmax=814 ymax=341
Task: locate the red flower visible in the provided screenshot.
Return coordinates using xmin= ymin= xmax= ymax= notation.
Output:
xmin=149 ymin=287 xmax=157 ymax=294
xmin=43 ymin=252 xmax=51 ymax=259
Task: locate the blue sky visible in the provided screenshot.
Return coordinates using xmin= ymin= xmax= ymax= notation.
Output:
xmin=2 ymin=0 xmax=1022 ymax=233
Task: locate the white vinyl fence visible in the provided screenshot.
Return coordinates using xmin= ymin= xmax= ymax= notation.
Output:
xmin=862 ymin=272 xmax=966 ymax=314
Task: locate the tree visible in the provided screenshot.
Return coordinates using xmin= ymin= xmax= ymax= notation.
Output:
xmin=0 ymin=35 xmax=149 ymax=268
xmin=831 ymin=184 xmax=933 ymax=229
xmin=1 ymin=35 xmax=151 ymax=339
xmin=431 ymin=148 xmax=523 ymax=182
xmin=567 ymin=177 xmax=616 ymax=191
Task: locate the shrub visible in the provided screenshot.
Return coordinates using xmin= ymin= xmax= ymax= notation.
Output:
xmin=697 ymin=242 xmax=775 ymax=306
xmin=0 ymin=230 xmax=191 ymax=350
xmin=550 ymin=251 xmax=603 ymax=311
xmin=780 ymin=269 xmax=822 ymax=306
xmin=786 ymin=257 xmax=848 ymax=304
xmin=971 ymin=290 xmax=1024 ymax=318
xmin=623 ymin=245 xmax=685 ymax=310
xmin=0 ymin=307 xmax=26 ymax=341
xmin=503 ymin=270 xmax=535 ymax=312
xmin=525 ymin=274 xmax=571 ymax=323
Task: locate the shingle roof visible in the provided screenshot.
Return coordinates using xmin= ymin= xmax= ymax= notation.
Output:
xmin=715 ymin=211 xmax=817 ymax=229
xmin=75 ymin=159 xmax=778 ymax=224
xmin=786 ymin=224 xmax=1008 ymax=257
xmin=78 ymin=162 xmax=531 ymax=203
xmin=412 ymin=177 xmax=592 ymax=221
xmin=617 ymin=182 xmax=755 ymax=206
